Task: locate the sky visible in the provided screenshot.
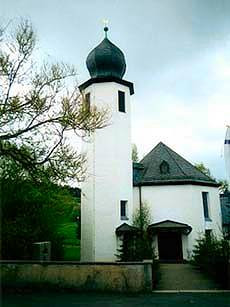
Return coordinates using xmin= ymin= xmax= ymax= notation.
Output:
xmin=1 ymin=0 xmax=230 ymax=180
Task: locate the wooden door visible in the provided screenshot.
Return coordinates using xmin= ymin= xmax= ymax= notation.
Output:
xmin=158 ymin=232 xmax=183 ymax=262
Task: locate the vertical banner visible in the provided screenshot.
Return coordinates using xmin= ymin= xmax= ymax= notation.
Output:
xmin=224 ymin=126 xmax=230 ymax=181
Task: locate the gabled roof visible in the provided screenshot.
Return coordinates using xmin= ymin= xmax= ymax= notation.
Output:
xmin=115 ymin=223 xmax=139 ymax=236
xmin=148 ymin=219 xmax=192 ymax=234
xmin=134 ymin=142 xmax=218 ymax=187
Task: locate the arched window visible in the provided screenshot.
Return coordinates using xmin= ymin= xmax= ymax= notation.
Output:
xmin=160 ymin=160 xmax=170 ymax=174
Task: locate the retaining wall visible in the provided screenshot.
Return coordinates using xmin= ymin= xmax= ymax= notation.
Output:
xmin=0 ymin=260 xmax=153 ymax=292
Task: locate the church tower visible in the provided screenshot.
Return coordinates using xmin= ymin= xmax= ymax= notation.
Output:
xmin=79 ymin=27 xmax=134 ymax=261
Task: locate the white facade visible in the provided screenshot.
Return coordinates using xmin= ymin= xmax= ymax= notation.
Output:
xmin=133 ymin=184 xmax=222 ymax=260
xmin=81 ymin=82 xmax=133 ymax=261
xmin=79 ymin=30 xmax=222 ymax=263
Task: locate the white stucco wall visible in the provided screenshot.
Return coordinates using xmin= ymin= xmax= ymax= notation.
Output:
xmin=133 ymin=184 xmax=222 ymax=260
xmin=81 ymin=82 xmax=133 ymax=261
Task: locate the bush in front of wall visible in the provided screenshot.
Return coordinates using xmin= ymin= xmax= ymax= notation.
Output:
xmin=192 ymin=233 xmax=230 ymax=288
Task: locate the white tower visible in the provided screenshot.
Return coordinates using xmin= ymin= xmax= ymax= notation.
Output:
xmin=79 ymin=27 xmax=134 ymax=261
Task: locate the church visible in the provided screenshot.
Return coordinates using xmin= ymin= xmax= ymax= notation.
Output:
xmin=79 ymin=27 xmax=222 ymax=262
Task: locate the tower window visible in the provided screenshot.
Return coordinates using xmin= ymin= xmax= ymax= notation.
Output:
xmin=120 ymin=200 xmax=128 ymax=220
xmin=118 ymin=91 xmax=125 ymax=112
xmin=202 ymin=192 xmax=211 ymax=220
xmin=85 ymin=93 xmax=90 ymax=112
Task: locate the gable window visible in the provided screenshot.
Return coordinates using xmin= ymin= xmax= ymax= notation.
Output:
xmin=118 ymin=91 xmax=125 ymax=112
xmin=120 ymin=200 xmax=128 ymax=220
xmin=160 ymin=160 xmax=170 ymax=174
xmin=202 ymin=192 xmax=211 ymax=220
xmin=85 ymin=93 xmax=90 ymax=112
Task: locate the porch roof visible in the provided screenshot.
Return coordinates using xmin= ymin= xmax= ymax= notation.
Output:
xmin=148 ymin=219 xmax=192 ymax=235
xmin=115 ymin=223 xmax=139 ymax=236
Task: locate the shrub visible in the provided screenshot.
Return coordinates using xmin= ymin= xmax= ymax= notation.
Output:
xmin=192 ymin=233 xmax=230 ymax=287
xmin=116 ymin=203 xmax=160 ymax=287
xmin=0 ymin=160 xmax=79 ymax=260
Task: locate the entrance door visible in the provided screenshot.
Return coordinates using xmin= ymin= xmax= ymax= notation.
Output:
xmin=158 ymin=232 xmax=183 ymax=262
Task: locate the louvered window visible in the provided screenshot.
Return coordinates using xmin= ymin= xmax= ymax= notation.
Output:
xmin=85 ymin=93 xmax=90 ymax=112
xmin=118 ymin=91 xmax=125 ymax=112
xmin=120 ymin=200 xmax=128 ymax=220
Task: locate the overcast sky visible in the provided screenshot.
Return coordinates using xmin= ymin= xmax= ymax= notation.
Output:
xmin=2 ymin=0 xmax=230 ymax=180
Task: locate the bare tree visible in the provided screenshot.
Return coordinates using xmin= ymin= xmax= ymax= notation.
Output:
xmin=0 ymin=20 xmax=108 ymax=182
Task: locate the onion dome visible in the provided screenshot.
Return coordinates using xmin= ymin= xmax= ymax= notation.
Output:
xmin=86 ymin=27 xmax=126 ymax=79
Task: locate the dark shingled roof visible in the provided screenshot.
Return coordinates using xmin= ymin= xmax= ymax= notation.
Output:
xmin=133 ymin=162 xmax=145 ymax=185
xmin=148 ymin=220 xmax=192 ymax=235
xmin=86 ymin=38 xmax=126 ymax=79
xmin=79 ymin=33 xmax=134 ymax=95
xmin=115 ymin=223 xmax=139 ymax=236
xmin=133 ymin=142 xmax=218 ymax=187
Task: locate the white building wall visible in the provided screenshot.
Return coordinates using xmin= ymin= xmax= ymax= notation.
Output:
xmin=81 ymin=82 xmax=133 ymax=261
xmin=133 ymin=184 xmax=222 ymax=260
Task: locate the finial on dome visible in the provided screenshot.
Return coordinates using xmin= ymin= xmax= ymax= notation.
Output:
xmin=102 ymin=19 xmax=109 ymax=38
xmin=104 ymin=26 xmax=109 ymax=38
xmin=86 ymin=21 xmax=126 ymax=79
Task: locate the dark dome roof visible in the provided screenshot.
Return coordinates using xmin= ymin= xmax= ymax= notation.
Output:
xmin=86 ymin=37 xmax=126 ymax=79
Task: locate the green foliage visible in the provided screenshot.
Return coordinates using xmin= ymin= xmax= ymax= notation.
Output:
xmin=0 ymin=159 xmax=79 ymax=260
xmin=116 ymin=232 xmax=159 ymax=287
xmin=116 ymin=236 xmax=136 ymax=262
xmin=132 ymin=234 xmax=155 ymax=261
xmin=195 ymin=163 xmax=213 ymax=178
xmin=192 ymin=233 xmax=230 ymax=287
xmin=57 ymin=222 xmax=80 ymax=261
xmin=218 ymin=180 xmax=229 ymax=193
xmin=63 ymin=245 xmax=80 ymax=261
xmin=57 ymin=223 xmax=79 ymax=246
xmin=0 ymin=19 xmax=108 ymax=183
xmin=132 ymin=143 xmax=139 ymax=162
xmin=195 ymin=162 xmax=230 ymax=193
xmin=133 ymin=202 xmax=151 ymax=231
xmin=117 ymin=203 xmax=155 ymax=261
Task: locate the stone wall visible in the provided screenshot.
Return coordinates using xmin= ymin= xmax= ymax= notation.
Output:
xmin=0 ymin=261 xmax=153 ymax=292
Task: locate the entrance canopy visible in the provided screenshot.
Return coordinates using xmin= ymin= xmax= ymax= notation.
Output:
xmin=148 ymin=220 xmax=192 ymax=235
xmin=115 ymin=223 xmax=139 ymax=236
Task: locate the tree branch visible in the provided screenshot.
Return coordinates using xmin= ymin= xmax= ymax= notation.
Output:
xmin=0 ymin=117 xmax=60 ymax=140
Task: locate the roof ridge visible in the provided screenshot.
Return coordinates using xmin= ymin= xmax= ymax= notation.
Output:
xmin=139 ymin=142 xmax=217 ymax=185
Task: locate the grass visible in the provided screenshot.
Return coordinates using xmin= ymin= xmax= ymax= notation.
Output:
xmin=57 ymin=222 xmax=80 ymax=261
xmin=63 ymin=245 xmax=80 ymax=261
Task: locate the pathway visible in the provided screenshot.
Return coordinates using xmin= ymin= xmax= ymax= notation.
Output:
xmin=156 ymin=263 xmax=222 ymax=290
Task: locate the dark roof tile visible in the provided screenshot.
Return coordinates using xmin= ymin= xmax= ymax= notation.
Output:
xmin=134 ymin=142 xmax=218 ymax=187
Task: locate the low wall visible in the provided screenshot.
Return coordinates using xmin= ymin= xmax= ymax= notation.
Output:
xmin=0 ymin=261 xmax=153 ymax=292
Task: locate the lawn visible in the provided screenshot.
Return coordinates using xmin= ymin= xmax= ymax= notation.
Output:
xmin=57 ymin=222 xmax=80 ymax=261
xmin=63 ymin=245 xmax=80 ymax=261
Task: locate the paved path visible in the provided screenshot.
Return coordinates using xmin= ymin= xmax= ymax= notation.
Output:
xmin=2 ymin=291 xmax=230 ymax=307
xmin=156 ymin=264 xmax=222 ymax=290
